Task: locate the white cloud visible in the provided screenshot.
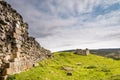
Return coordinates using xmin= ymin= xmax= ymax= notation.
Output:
xmin=6 ymin=0 xmax=120 ymax=52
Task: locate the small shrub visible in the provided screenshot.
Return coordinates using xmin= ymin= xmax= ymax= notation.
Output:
xmin=85 ymin=65 xmax=97 ymax=69
xmin=7 ymin=75 xmax=16 ymax=80
xmin=101 ymin=68 xmax=111 ymax=72
xmin=59 ymin=53 xmax=66 ymax=57
xmin=108 ymin=75 xmax=120 ymax=80
xmin=67 ymin=71 xmax=72 ymax=76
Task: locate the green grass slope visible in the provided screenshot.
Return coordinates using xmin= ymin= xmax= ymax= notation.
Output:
xmin=7 ymin=52 xmax=120 ymax=80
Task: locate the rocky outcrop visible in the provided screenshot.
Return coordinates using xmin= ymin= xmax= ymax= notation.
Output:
xmin=0 ymin=1 xmax=52 ymax=80
xmin=74 ymin=48 xmax=90 ymax=56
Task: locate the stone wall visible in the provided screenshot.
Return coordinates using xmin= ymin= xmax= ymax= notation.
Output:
xmin=74 ymin=48 xmax=90 ymax=56
xmin=0 ymin=1 xmax=52 ymax=80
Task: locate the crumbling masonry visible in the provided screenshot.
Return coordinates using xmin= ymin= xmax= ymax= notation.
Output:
xmin=0 ymin=1 xmax=52 ymax=80
xmin=74 ymin=48 xmax=90 ymax=56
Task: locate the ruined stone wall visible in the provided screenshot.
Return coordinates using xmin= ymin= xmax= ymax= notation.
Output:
xmin=0 ymin=1 xmax=51 ymax=79
xmin=74 ymin=48 xmax=90 ymax=56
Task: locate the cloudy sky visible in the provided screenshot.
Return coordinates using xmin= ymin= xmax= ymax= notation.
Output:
xmin=6 ymin=0 xmax=120 ymax=52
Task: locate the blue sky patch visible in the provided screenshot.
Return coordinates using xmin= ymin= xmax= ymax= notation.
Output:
xmin=92 ymin=3 xmax=120 ymax=17
xmin=6 ymin=0 xmax=120 ymax=51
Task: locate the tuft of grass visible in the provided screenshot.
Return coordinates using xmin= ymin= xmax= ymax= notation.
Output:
xmin=7 ymin=52 xmax=120 ymax=80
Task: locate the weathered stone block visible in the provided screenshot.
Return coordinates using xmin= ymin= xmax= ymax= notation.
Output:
xmin=4 ymin=55 xmax=11 ymax=62
xmin=13 ymin=52 xmax=21 ymax=58
xmin=0 ymin=76 xmax=7 ymax=80
xmin=15 ymin=27 xmax=21 ymax=35
xmin=5 ymin=68 xmax=12 ymax=75
xmin=1 ymin=33 xmax=5 ymax=40
xmin=16 ymin=21 xmax=21 ymax=29
xmin=1 ymin=69 xmax=7 ymax=76
xmin=13 ymin=58 xmax=20 ymax=62
xmin=33 ymin=63 xmax=39 ymax=67
xmin=4 ymin=63 xmax=10 ymax=68
xmin=16 ymin=44 xmax=21 ymax=48
xmin=13 ymin=33 xmax=23 ymax=41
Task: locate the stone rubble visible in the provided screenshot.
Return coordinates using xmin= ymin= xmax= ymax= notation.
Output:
xmin=0 ymin=1 xmax=52 ymax=80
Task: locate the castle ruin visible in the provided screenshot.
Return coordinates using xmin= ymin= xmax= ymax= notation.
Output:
xmin=74 ymin=48 xmax=90 ymax=56
xmin=0 ymin=1 xmax=52 ymax=80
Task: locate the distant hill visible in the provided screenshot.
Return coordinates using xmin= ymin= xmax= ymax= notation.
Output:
xmin=90 ymin=48 xmax=120 ymax=60
xmin=59 ymin=48 xmax=120 ymax=60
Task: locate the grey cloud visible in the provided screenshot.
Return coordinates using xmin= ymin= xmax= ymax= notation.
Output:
xmin=100 ymin=32 xmax=120 ymax=41
xmin=5 ymin=0 xmax=120 ymax=51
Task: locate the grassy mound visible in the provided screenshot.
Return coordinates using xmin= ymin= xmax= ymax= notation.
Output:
xmin=7 ymin=52 xmax=120 ymax=80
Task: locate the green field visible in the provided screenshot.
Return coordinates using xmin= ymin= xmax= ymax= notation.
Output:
xmin=7 ymin=52 xmax=120 ymax=80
